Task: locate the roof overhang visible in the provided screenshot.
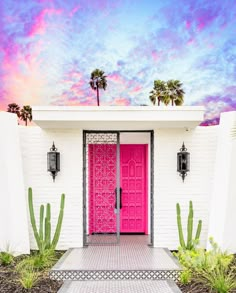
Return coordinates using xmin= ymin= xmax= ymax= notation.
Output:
xmin=32 ymin=106 xmax=205 ymax=130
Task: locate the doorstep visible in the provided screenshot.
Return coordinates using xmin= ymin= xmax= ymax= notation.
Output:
xmin=57 ymin=280 xmax=182 ymax=293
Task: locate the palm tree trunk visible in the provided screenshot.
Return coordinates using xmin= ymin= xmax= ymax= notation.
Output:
xmin=25 ymin=119 xmax=27 ymax=126
xmin=96 ymin=83 xmax=100 ymax=106
xmin=171 ymin=99 xmax=174 ymax=106
xmin=158 ymin=98 xmax=160 ymax=106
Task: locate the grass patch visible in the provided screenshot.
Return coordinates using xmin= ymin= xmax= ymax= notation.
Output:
xmin=18 ymin=269 xmax=39 ymax=289
xmin=0 ymin=250 xmax=64 ymax=292
xmin=0 ymin=252 xmax=14 ymax=266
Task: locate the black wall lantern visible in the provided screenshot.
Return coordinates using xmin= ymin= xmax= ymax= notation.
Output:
xmin=177 ymin=142 xmax=190 ymax=182
xmin=47 ymin=142 xmax=60 ymax=182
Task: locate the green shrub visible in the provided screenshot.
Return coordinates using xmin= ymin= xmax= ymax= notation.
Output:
xmin=177 ymin=238 xmax=233 ymax=272
xmin=197 ymin=265 xmax=236 ymax=293
xmin=16 ymin=250 xmax=57 ymax=272
xmin=19 ymin=269 xmax=39 ymax=289
xmin=32 ymin=250 xmax=57 ymax=270
xmin=175 ymin=238 xmax=236 ymax=293
xmin=16 ymin=257 xmax=34 ymax=272
xmin=0 ymin=251 xmax=14 ymax=266
xmin=179 ymin=269 xmax=192 ymax=284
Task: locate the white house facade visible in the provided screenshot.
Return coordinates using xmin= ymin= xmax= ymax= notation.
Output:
xmin=1 ymin=106 xmax=236 ymax=255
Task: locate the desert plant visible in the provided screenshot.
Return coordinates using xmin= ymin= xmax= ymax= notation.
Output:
xmin=175 ymin=238 xmax=236 ymax=292
xmin=16 ymin=256 xmax=34 ymax=272
xmin=176 ymin=201 xmax=202 ymax=250
xmin=179 ymin=269 xmax=192 ymax=284
xmin=176 ymin=238 xmax=234 ymax=273
xmin=196 ymin=265 xmax=236 ymax=293
xmin=0 ymin=251 xmax=14 ymax=266
xmin=28 ymin=187 xmax=65 ymax=254
xmin=16 ymin=250 xmax=57 ymax=272
xmin=89 ymin=69 xmax=107 ymax=106
xmin=19 ymin=269 xmax=39 ymax=289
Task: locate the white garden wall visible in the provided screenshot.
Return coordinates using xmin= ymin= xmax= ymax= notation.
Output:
xmin=0 ymin=113 xmax=30 ymax=255
xmin=154 ymin=126 xmax=218 ymax=249
xmin=208 ymin=112 xmax=236 ymax=253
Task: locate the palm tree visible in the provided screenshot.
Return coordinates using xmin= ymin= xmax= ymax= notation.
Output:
xmin=149 ymin=80 xmax=166 ymax=106
xmin=166 ymin=80 xmax=185 ymax=106
xmin=89 ymin=69 xmax=107 ymax=106
xmin=7 ymin=103 xmax=21 ymax=117
xmin=20 ymin=105 xmax=32 ymax=126
xmin=149 ymin=90 xmax=157 ymax=105
xmin=174 ymin=95 xmax=184 ymax=106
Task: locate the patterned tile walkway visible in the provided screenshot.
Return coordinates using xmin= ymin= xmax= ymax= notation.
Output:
xmin=58 ymin=280 xmax=182 ymax=293
xmin=50 ymin=236 xmax=182 ymax=281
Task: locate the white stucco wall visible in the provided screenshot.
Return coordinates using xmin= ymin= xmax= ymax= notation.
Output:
xmin=19 ymin=127 xmax=83 ymax=250
xmin=0 ymin=113 xmax=30 ymax=255
xmin=207 ymin=112 xmax=236 ymax=253
xmin=154 ymin=126 xmax=218 ymax=249
xmin=18 ymin=125 xmax=218 ymax=250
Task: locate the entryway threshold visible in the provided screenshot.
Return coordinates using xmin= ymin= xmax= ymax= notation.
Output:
xmin=50 ymin=236 xmax=182 ymax=282
xmin=58 ymin=280 xmax=182 ymax=293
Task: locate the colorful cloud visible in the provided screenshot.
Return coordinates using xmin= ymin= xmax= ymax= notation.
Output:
xmin=0 ymin=0 xmax=235 ymax=125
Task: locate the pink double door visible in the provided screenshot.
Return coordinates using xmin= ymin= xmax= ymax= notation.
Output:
xmin=89 ymin=144 xmax=147 ymax=234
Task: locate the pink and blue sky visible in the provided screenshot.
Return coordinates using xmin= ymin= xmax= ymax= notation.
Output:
xmin=0 ymin=0 xmax=235 ymax=125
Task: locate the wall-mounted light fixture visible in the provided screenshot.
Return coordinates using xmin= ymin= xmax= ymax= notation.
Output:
xmin=47 ymin=142 xmax=60 ymax=182
xmin=177 ymin=142 xmax=190 ymax=182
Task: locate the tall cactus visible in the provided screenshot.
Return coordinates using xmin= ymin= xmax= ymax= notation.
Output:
xmin=52 ymin=194 xmax=65 ymax=249
xmin=176 ymin=203 xmax=186 ymax=249
xmin=187 ymin=201 xmax=193 ymax=249
xmin=28 ymin=187 xmax=65 ymax=254
xmin=28 ymin=187 xmax=41 ymax=251
xmin=176 ymin=201 xmax=202 ymax=250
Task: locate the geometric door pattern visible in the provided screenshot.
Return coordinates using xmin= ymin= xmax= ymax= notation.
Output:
xmin=89 ymin=144 xmax=147 ymax=234
xmin=89 ymin=144 xmax=117 ymax=234
xmin=120 ymin=145 xmax=147 ymax=233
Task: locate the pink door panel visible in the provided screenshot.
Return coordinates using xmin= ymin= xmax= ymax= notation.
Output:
xmin=120 ymin=145 xmax=147 ymax=233
xmin=88 ymin=144 xmax=116 ymax=234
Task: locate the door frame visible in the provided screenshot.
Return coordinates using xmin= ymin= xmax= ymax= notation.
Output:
xmin=83 ymin=130 xmax=154 ymax=246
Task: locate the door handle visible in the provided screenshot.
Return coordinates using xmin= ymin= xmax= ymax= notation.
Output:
xmin=115 ymin=187 xmax=122 ymax=209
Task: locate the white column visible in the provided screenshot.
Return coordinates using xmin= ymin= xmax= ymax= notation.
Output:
xmin=207 ymin=111 xmax=236 ymax=253
xmin=0 ymin=112 xmax=30 ymax=255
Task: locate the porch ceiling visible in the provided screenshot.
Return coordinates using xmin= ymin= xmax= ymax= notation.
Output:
xmin=32 ymin=106 xmax=205 ymax=129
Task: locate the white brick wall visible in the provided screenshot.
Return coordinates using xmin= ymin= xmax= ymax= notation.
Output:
xmin=19 ymin=127 xmax=83 ymax=250
xmin=154 ymin=126 xmax=218 ymax=249
xmin=19 ymin=125 xmax=218 ymax=250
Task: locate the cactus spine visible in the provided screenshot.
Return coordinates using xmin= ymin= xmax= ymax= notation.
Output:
xmin=28 ymin=187 xmax=65 ymax=253
xmin=176 ymin=201 xmax=202 ymax=250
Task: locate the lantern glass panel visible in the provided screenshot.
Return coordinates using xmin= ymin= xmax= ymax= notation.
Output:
xmin=56 ymin=152 xmax=60 ymax=171
xmin=177 ymin=153 xmax=182 ymax=171
xmin=48 ymin=152 xmax=57 ymax=171
xmin=181 ymin=153 xmax=187 ymax=171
